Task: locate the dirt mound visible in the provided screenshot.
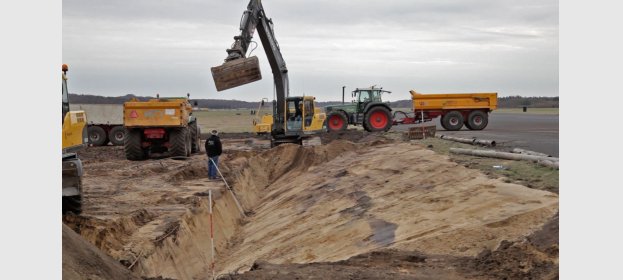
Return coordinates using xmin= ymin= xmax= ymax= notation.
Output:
xmin=459 ymin=212 xmax=559 ymax=279
xmin=223 ymin=213 xmax=559 ymax=280
xmin=320 ymin=129 xmax=394 ymax=145
xmin=63 ymin=224 xmax=140 ymax=280
xmin=78 ymin=145 xmax=126 ymax=163
xmin=214 ymin=141 xmax=558 ymax=275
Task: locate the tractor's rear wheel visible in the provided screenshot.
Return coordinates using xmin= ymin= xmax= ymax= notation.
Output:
xmin=441 ymin=111 xmax=464 ymax=131
xmin=364 ymin=107 xmax=392 ymax=132
xmin=108 ymin=126 xmax=126 ymax=146
xmin=124 ymin=129 xmax=145 ymax=160
xmin=327 ymin=112 xmax=348 ymax=132
xmin=88 ymin=126 xmax=108 ymax=146
xmin=170 ymin=127 xmax=189 ymax=157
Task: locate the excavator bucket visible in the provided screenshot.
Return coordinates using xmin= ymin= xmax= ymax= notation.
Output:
xmin=211 ymin=56 xmax=262 ymax=91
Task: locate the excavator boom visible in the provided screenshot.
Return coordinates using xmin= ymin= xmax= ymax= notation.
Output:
xmin=211 ymin=0 xmax=289 ymax=136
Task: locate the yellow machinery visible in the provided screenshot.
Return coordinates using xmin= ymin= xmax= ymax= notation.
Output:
xmin=408 ymin=90 xmax=498 ymax=130
xmin=123 ymin=95 xmax=201 ymax=160
xmin=62 ymin=64 xmax=88 ymax=215
xmin=253 ymin=98 xmax=273 ymax=135
xmin=211 ymin=0 xmax=325 ymax=147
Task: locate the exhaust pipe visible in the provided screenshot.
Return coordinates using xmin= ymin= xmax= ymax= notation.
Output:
xmin=211 ymin=56 xmax=262 ymax=91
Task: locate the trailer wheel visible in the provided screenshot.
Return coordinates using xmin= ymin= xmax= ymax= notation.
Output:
xmin=170 ymin=127 xmax=189 ymax=158
xmin=365 ymin=106 xmax=392 ymax=132
xmin=467 ymin=110 xmax=488 ymax=130
xmin=327 ymin=112 xmax=348 ymax=132
xmin=124 ymin=129 xmax=145 ymax=160
xmin=441 ymin=111 xmax=464 ymax=131
xmin=108 ymin=126 xmax=126 ymax=146
xmin=88 ymin=126 xmax=108 ymax=146
xmin=439 ymin=116 xmax=449 ymax=130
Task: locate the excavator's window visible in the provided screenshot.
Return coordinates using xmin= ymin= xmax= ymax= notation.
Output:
xmin=286 ymin=100 xmax=303 ymax=131
xmin=304 ymin=100 xmax=313 ymax=126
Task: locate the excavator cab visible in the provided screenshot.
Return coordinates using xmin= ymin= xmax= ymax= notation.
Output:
xmin=285 ymin=96 xmax=325 ymax=133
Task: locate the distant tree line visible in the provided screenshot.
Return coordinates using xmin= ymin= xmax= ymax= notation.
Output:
xmin=69 ymin=93 xmax=558 ymax=109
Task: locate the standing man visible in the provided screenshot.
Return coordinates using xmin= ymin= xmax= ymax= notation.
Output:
xmin=205 ymin=129 xmax=222 ymax=180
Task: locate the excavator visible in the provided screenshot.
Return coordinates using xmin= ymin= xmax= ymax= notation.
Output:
xmin=211 ymin=0 xmax=325 ymax=147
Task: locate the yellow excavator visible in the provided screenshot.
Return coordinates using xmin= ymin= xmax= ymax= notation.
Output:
xmin=212 ymin=0 xmax=325 ymax=147
xmin=62 ymin=64 xmax=88 ymax=215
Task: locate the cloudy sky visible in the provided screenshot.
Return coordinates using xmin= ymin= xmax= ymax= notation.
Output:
xmin=62 ymin=0 xmax=558 ymax=101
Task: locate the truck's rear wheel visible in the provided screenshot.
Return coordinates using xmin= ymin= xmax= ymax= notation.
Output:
xmin=327 ymin=112 xmax=348 ymax=132
xmin=124 ymin=129 xmax=145 ymax=160
xmin=441 ymin=111 xmax=464 ymax=131
xmin=364 ymin=106 xmax=392 ymax=132
xmin=190 ymin=122 xmax=201 ymax=153
xmin=88 ymin=126 xmax=108 ymax=146
xmin=170 ymin=127 xmax=189 ymax=157
xmin=186 ymin=132 xmax=192 ymax=157
xmin=108 ymin=126 xmax=126 ymax=146
xmin=466 ymin=110 xmax=488 ymax=130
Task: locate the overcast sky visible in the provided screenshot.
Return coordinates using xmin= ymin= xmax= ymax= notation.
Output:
xmin=62 ymin=0 xmax=558 ymax=102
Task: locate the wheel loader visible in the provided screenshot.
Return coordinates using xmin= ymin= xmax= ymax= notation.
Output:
xmin=123 ymin=94 xmax=201 ymax=160
xmin=62 ymin=64 xmax=88 ymax=215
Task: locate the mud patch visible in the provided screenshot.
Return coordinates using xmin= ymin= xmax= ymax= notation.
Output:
xmin=367 ymin=219 xmax=398 ymax=246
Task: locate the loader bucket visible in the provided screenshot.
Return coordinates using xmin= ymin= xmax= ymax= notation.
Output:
xmin=211 ymin=56 xmax=262 ymax=92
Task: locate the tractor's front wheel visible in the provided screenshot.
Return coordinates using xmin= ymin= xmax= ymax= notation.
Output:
xmin=364 ymin=107 xmax=392 ymax=132
xmin=327 ymin=112 xmax=348 ymax=132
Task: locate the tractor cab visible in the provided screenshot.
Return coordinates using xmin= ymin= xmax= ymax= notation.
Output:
xmin=353 ymin=86 xmax=390 ymax=112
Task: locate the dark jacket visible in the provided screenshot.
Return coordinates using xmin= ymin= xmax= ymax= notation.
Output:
xmin=205 ymin=135 xmax=222 ymax=157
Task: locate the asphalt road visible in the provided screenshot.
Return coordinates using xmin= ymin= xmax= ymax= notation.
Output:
xmin=391 ymin=112 xmax=559 ymax=157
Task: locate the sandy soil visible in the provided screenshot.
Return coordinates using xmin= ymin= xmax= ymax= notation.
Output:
xmin=63 ymin=132 xmax=558 ymax=280
xmin=63 ymin=224 xmax=140 ymax=280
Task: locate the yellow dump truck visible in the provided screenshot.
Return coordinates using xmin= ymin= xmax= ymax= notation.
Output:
xmin=396 ymin=90 xmax=497 ymax=131
xmin=123 ymin=96 xmax=201 ymax=160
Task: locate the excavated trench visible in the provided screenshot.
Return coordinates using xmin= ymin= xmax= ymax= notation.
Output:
xmin=64 ymin=138 xmax=558 ymax=280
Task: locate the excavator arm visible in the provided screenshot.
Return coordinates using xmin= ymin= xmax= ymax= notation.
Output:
xmin=211 ymin=0 xmax=288 ymax=136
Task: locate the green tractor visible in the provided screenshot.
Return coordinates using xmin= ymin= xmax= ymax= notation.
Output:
xmin=324 ymin=86 xmax=393 ymax=132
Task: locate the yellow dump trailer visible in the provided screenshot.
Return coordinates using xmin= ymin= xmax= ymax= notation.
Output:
xmin=123 ymin=97 xmax=201 ymax=160
xmin=408 ymin=90 xmax=497 ymax=131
